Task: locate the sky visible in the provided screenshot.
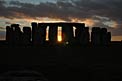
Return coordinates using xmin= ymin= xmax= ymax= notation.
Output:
xmin=0 ymin=0 xmax=122 ymax=41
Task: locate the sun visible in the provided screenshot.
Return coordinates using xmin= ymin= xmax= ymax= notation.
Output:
xmin=57 ymin=27 xmax=62 ymax=42
xmin=58 ymin=35 xmax=62 ymax=42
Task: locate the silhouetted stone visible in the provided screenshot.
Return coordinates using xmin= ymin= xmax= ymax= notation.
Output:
xmin=6 ymin=26 xmax=12 ymax=43
xmin=83 ymin=27 xmax=90 ymax=46
xmin=91 ymin=27 xmax=101 ymax=46
xmin=62 ymin=23 xmax=74 ymax=45
xmin=91 ymin=27 xmax=111 ymax=46
xmin=4 ymin=22 xmax=114 ymax=47
xmin=101 ymin=28 xmax=108 ymax=46
xmin=11 ymin=24 xmax=22 ymax=46
xmin=38 ymin=23 xmax=47 ymax=45
xmin=66 ymin=24 xmax=74 ymax=45
xmin=107 ymin=32 xmax=111 ymax=45
xmin=31 ymin=22 xmax=38 ymax=46
xmin=75 ymin=23 xmax=85 ymax=45
xmin=15 ymin=25 xmax=22 ymax=45
xmin=22 ymin=27 xmax=31 ymax=46
xmin=49 ymin=24 xmax=58 ymax=45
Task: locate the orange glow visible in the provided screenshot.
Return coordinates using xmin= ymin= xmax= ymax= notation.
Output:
xmin=29 ymin=17 xmax=66 ymax=23
xmin=46 ymin=26 xmax=62 ymax=42
xmin=112 ymin=21 xmax=118 ymax=28
xmin=71 ymin=18 xmax=95 ymax=27
xmin=83 ymin=19 xmax=95 ymax=26
xmin=58 ymin=35 xmax=62 ymax=42
xmin=57 ymin=27 xmax=62 ymax=42
xmin=112 ymin=36 xmax=122 ymax=41
xmin=73 ymin=27 xmax=76 ymax=37
xmin=46 ymin=26 xmax=49 ymax=41
xmin=12 ymin=12 xmax=32 ymax=19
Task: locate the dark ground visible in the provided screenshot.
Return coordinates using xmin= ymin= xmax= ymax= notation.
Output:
xmin=0 ymin=46 xmax=122 ymax=81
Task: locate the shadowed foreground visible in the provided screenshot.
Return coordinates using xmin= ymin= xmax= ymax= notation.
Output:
xmin=0 ymin=46 xmax=122 ymax=81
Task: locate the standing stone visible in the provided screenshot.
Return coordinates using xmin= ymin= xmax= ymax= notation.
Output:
xmin=75 ymin=23 xmax=85 ymax=45
xmin=48 ymin=23 xmax=58 ymax=45
xmin=31 ymin=22 xmax=38 ymax=46
xmin=22 ymin=27 xmax=31 ymax=46
xmin=38 ymin=23 xmax=47 ymax=45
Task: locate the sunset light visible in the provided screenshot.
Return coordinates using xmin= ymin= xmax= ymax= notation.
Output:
xmin=58 ymin=35 xmax=62 ymax=42
xmin=57 ymin=27 xmax=62 ymax=42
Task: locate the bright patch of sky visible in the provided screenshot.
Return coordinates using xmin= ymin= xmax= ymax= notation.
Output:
xmin=0 ymin=17 xmax=31 ymax=31
xmin=4 ymin=0 xmax=57 ymax=5
xmin=103 ymin=20 xmax=118 ymax=28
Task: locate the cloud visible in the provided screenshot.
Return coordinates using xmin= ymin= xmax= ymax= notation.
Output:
xmin=0 ymin=27 xmax=5 ymax=30
xmin=0 ymin=0 xmax=122 ymax=37
xmin=0 ymin=0 xmax=100 ymax=20
xmin=0 ymin=0 xmax=122 ymax=21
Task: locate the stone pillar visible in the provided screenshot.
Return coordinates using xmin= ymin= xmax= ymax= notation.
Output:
xmin=91 ymin=27 xmax=101 ymax=46
xmin=107 ymin=32 xmax=111 ymax=45
xmin=75 ymin=23 xmax=85 ymax=45
xmin=38 ymin=23 xmax=47 ymax=45
xmin=11 ymin=24 xmax=22 ymax=46
xmin=48 ymin=23 xmax=58 ymax=45
xmin=83 ymin=27 xmax=90 ymax=46
xmin=101 ymin=28 xmax=108 ymax=46
xmin=62 ymin=23 xmax=74 ymax=45
xmin=6 ymin=26 xmax=11 ymax=42
xmin=31 ymin=22 xmax=38 ymax=45
xmin=22 ymin=27 xmax=31 ymax=46
xmin=6 ymin=26 xmax=14 ymax=46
